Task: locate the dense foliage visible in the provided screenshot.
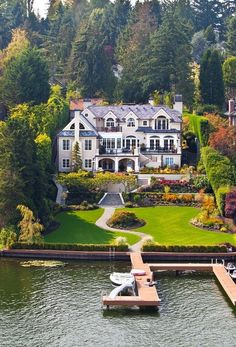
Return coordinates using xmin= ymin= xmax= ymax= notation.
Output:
xmin=201 ymin=146 xmax=235 ymax=214
xmin=0 ymin=0 xmax=235 ymax=106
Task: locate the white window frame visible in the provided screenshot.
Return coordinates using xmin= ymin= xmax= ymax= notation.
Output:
xmin=143 ymin=120 xmax=148 ymax=126
xmin=127 ymin=118 xmax=135 ymax=127
xmin=156 ymin=116 xmax=168 ymax=130
xmin=85 ymin=139 xmax=92 ymax=150
xmin=62 ymin=159 xmax=70 ymax=168
xmin=165 ymin=157 xmax=174 ymax=166
xmin=85 ymin=159 xmax=92 ymax=168
xmin=63 ymin=139 xmax=70 ymax=151
xmin=106 ymin=118 xmax=115 ymax=127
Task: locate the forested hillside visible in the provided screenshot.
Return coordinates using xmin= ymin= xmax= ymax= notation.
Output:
xmin=1 ymin=0 xmax=236 ymax=109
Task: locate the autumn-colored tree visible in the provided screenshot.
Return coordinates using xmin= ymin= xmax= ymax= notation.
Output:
xmin=205 ymin=113 xmax=228 ymax=134
xmin=17 ymin=205 xmax=44 ymax=243
xmin=209 ymin=126 xmax=236 ymax=158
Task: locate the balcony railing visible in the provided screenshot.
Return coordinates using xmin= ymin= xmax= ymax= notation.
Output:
xmin=97 ymin=126 xmax=122 ymax=132
xmin=98 ymin=148 xmax=138 ymax=155
xmin=141 ymin=147 xmax=178 ymax=154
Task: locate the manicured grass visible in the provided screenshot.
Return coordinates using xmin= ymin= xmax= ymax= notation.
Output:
xmin=120 ymin=206 xmax=236 ymax=246
xmin=45 ymin=209 xmax=140 ymax=245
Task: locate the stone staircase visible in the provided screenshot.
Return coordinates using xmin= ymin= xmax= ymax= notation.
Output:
xmin=99 ymin=193 xmax=124 ymax=207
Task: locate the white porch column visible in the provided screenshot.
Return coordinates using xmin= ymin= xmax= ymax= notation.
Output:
xmin=114 ymin=157 xmax=119 ymax=172
xmin=134 ymin=157 xmax=139 ymax=172
xmin=94 ymin=157 xmax=100 ymax=171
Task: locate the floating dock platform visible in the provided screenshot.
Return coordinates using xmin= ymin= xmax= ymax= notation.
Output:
xmin=102 ymin=252 xmax=160 ymax=307
xmin=102 ymin=253 xmax=236 ymax=308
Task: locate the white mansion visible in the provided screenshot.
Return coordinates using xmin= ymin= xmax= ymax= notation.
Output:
xmin=57 ymin=96 xmax=183 ymax=172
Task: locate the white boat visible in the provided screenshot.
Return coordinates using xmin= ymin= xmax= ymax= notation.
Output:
xmin=110 ymin=272 xmax=134 ymax=286
xmin=225 ymin=262 xmax=236 ymax=272
xmin=230 ymin=270 xmax=236 ymax=280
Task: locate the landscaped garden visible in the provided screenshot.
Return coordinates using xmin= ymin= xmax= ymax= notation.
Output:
xmin=118 ymin=206 xmax=236 ymax=246
xmin=45 ymin=209 xmax=140 ymax=245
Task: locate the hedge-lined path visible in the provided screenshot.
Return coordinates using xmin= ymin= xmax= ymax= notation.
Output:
xmin=95 ymin=207 xmax=151 ymax=252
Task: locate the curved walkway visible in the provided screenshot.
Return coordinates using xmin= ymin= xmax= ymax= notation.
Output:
xmin=95 ymin=207 xmax=151 ymax=252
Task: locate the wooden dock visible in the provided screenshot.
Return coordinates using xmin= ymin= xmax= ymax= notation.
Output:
xmin=102 ymin=252 xmax=161 ymax=307
xmin=213 ymin=264 xmax=236 ymax=306
xmin=102 ymin=253 xmax=236 ymax=308
xmin=150 ymin=262 xmax=236 ymax=306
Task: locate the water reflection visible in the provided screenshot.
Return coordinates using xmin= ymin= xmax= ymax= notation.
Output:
xmin=0 ymin=259 xmax=236 ymax=347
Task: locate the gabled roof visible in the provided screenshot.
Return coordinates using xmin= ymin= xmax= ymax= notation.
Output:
xmin=87 ymin=105 xmax=182 ymax=122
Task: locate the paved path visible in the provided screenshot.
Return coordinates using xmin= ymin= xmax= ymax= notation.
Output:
xmin=95 ymin=207 xmax=151 ymax=252
xmin=53 ymin=176 xmax=67 ymax=206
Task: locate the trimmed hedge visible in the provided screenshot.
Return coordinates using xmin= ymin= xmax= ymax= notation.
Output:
xmin=201 ymin=147 xmax=235 ymax=214
xmin=11 ymin=242 xmax=129 ymax=251
xmin=142 ymin=243 xmax=228 ymax=252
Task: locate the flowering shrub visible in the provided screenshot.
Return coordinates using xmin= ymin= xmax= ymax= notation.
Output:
xmin=144 ymin=178 xmax=198 ymax=193
xmin=139 ymin=164 xmax=196 ymax=175
xmin=107 ymin=210 xmax=145 ymax=229
xmin=123 ymin=192 xmax=196 ymax=206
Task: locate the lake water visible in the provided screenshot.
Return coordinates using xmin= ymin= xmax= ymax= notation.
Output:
xmin=0 ymin=258 xmax=236 ymax=347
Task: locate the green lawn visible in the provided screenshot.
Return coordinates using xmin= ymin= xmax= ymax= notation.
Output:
xmin=45 ymin=209 xmax=140 ymax=245
xmin=120 ymin=206 xmax=236 ymax=246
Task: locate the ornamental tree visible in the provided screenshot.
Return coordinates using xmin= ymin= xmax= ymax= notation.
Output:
xmin=17 ymin=205 xmax=43 ymax=243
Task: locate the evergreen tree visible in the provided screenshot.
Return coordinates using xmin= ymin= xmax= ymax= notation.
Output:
xmin=70 ymin=8 xmax=116 ymax=98
xmin=147 ymin=13 xmax=194 ymax=106
xmin=223 ymin=57 xmax=236 ymax=98
xmin=0 ymin=47 xmax=50 ymax=107
xmin=199 ymin=49 xmax=224 ymax=107
xmin=192 ymin=0 xmax=223 ymax=32
xmin=115 ymin=0 xmax=160 ymax=102
xmin=204 ymin=25 xmax=216 ymax=44
xmin=72 ymin=141 xmax=82 ymax=171
xmin=226 ymin=16 xmax=236 ymax=56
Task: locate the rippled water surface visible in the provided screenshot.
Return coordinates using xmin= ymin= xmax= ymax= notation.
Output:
xmin=0 ymin=258 xmax=236 ymax=347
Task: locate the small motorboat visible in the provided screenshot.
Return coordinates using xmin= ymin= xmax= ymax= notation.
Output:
xmin=110 ymin=272 xmax=134 ymax=286
xmin=225 ymin=262 xmax=236 ymax=272
xmin=229 ymin=270 xmax=236 ymax=281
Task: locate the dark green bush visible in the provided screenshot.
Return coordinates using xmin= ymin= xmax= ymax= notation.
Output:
xmin=67 ymin=192 xmax=103 ymax=205
xmin=11 ymin=242 xmax=129 ymax=251
xmin=201 ymin=147 xmax=235 ymax=214
xmin=142 ymin=243 xmax=228 ymax=252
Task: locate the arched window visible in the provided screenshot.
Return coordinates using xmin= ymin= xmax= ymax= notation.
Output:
xmin=127 ymin=118 xmax=135 ymax=127
xmin=106 ymin=118 xmax=115 ymax=127
xmin=79 ymin=123 xmax=85 ymax=129
xmin=70 ymin=123 xmax=75 ymax=129
xmin=155 ymin=116 xmax=168 ymax=130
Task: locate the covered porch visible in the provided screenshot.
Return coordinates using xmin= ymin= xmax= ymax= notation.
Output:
xmin=95 ymin=156 xmax=139 ymax=172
